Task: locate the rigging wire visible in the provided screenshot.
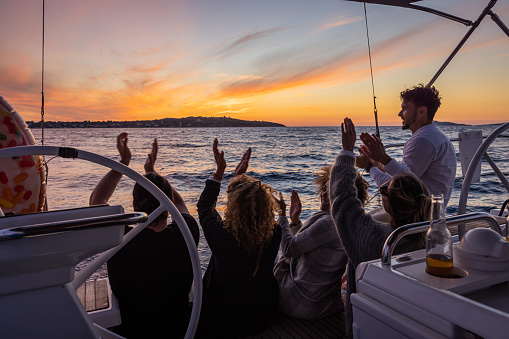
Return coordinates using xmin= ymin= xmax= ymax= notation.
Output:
xmin=363 ymin=2 xmax=380 ymax=139
xmin=41 ymin=0 xmax=45 ymax=145
xmin=41 ymin=0 xmax=49 ymax=210
xmin=363 ymin=2 xmax=381 ymax=206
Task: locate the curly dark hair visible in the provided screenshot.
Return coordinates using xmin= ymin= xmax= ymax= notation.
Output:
xmin=133 ymin=172 xmax=174 ymax=223
xmin=224 ymin=174 xmax=278 ymax=257
xmin=400 ymin=84 xmax=441 ymax=120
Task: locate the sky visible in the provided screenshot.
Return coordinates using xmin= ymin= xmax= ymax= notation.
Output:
xmin=0 ymin=0 xmax=508 ymax=127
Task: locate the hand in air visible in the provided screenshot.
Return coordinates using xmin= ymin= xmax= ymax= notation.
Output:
xmin=341 ymin=117 xmax=356 ymax=152
xmin=273 ymin=192 xmax=286 ymax=217
xmin=289 ymin=190 xmax=302 ymax=224
xmin=144 ymin=138 xmax=158 ymax=173
xmin=355 ymin=153 xmax=371 ymax=169
xmin=359 ymin=133 xmax=391 ymax=165
xmin=234 ymin=148 xmax=252 ymax=176
xmin=117 ymin=132 xmax=131 ymax=166
xmin=213 ymin=138 xmax=226 ymax=181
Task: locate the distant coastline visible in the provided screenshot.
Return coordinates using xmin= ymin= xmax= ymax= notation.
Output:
xmin=26 ymin=116 xmax=286 ymax=128
xmin=25 ymin=118 xmax=500 ymax=129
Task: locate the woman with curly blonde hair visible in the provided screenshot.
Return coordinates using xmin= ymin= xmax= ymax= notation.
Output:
xmin=196 ymin=139 xmax=282 ymax=338
xmin=224 ymin=174 xmax=280 ymax=260
xmin=273 ymin=163 xmax=369 ymax=320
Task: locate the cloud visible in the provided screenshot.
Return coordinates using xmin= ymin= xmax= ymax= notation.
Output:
xmin=216 ymin=27 xmax=287 ymax=58
xmin=319 ymin=15 xmax=363 ymax=30
xmin=213 ymin=19 xmax=457 ymax=99
xmin=214 ymin=107 xmax=252 ymax=115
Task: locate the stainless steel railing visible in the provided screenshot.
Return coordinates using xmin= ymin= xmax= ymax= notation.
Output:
xmin=381 ymin=212 xmax=501 ymax=267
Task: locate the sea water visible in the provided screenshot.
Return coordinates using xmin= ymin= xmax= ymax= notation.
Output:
xmin=31 ymin=124 xmax=508 ymax=276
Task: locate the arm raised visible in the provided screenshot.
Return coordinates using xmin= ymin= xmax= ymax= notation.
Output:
xmin=89 ymin=133 xmax=131 ymax=205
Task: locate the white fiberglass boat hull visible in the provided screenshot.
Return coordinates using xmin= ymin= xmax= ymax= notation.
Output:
xmin=353 ymin=248 xmax=509 ymax=338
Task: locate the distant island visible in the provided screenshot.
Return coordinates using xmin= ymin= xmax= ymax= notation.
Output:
xmin=434 ymin=121 xmax=472 ymax=127
xmin=26 ymin=116 xmax=286 ymax=128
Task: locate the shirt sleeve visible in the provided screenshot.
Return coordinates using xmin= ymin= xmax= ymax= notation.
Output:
xmin=369 ymin=167 xmax=393 ymax=187
xmin=196 ymin=179 xmax=224 ymax=252
xmin=384 ymin=136 xmax=435 ymax=179
xmin=180 ymin=213 xmax=200 ymax=245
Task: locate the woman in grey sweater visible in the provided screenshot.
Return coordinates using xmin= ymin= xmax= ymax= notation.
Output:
xmin=274 ymin=165 xmax=369 ymax=319
xmin=330 ymin=117 xmax=431 ymax=338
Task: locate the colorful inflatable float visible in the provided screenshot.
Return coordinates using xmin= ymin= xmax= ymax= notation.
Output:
xmin=0 ymin=96 xmax=46 ymax=214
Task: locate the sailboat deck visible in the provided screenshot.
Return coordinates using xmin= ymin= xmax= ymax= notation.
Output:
xmin=77 ymin=278 xmax=346 ymax=338
xmin=242 ymin=311 xmax=345 ymax=338
xmin=76 ymin=216 xmax=506 ymax=337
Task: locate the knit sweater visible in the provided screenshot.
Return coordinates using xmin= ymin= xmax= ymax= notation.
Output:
xmin=274 ymin=211 xmax=347 ymax=319
xmin=329 ymin=152 xmax=394 ymax=338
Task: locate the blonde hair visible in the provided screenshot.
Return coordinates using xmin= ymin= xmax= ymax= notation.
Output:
xmin=224 ymin=174 xmax=279 ymax=257
xmin=314 ymin=165 xmax=332 ymax=194
xmin=315 ymin=165 xmax=369 ymax=207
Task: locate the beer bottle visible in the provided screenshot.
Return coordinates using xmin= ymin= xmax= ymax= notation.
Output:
xmin=425 ymin=194 xmax=454 ymax=278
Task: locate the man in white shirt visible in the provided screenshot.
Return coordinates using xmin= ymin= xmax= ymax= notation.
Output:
xmin=356 ymin=84 xmax=456 ymax=206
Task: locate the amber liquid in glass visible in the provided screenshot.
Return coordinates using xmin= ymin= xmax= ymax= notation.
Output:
xmin=426 ymin=253 xmax=453 ymax=278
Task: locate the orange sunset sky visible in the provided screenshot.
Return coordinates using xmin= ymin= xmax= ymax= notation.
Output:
xmin=0 ymin=0 xmax=508 ymax=127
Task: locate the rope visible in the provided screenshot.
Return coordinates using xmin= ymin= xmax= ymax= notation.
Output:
xmin=363 ymin=3 xmax=381 ymax=139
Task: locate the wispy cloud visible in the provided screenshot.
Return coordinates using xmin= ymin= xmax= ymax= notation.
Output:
xmin=213 ymin=20 xmax=456 ymax=99
xmin=216 ymin=27 xmax=287 ymax=58
xmin=319 ymin=15 xmax=362 ymax=30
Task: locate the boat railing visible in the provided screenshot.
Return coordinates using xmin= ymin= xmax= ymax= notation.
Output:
xmin=380 ymin=212 xmax=501 ymax=267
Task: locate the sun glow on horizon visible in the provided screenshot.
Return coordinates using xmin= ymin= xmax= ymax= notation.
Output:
xmin=0 ymin=0 xmax=508 ymax=127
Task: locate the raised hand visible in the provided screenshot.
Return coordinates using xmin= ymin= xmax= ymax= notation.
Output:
xmin=144 ymin=138 xmax=158 ymax=173
xmin=355 ymin=152 xmax=371 ymax=169
xmin=213 ymin=138 xmax=226 ymax=181
xmin=289 ymin=190 xmax=302 ymax=224
xmin=273 ymin=192 xmax=286 ymax=217
xmin=359 ymin=132 xmax=391 ymax=165
xmin=234 ymin=147 xmax=251 ymax=176
xmin=341 ymin=117 xmax=356 ymax=152
xmin=90 ymin=132 xmax=131 ymax=205
xmin=117 ymin=132 xmax=131 ymax=166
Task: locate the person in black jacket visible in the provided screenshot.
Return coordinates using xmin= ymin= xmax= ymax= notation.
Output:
xmin=196 ymin=139 xmax=282 ymax=338
xmin=90 ymin=133 xmax=199 ymax=338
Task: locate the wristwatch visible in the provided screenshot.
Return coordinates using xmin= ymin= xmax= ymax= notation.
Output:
xmin=364 ymin=162 xmax=374 ymax=172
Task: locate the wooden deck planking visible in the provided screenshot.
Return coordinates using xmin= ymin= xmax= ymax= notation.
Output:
xmin=76 ymin=280 xmax=346 ymax=338
xmin=284 ymin=317 xmax=330 ymax=338
xmin=278 ymin=316 xmax=314 ymax=338
xmin=95 ymin=279 xmax=109 ymax=310
xmin=243 ymin=311 xmax=345 ymax=339
xmin=85 ymin=280 xmax=96 ymax=311
xmin=319 ymin=314 xmax=345 ymax=336
xmin=77 ymin=279 xmax=110 ymax=312
xmin=76 ymin=282 xmax=86 ymax=308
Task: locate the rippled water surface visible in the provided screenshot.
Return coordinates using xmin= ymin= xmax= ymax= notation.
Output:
xmin=31 ymin=124 xmax=508 ymax=275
